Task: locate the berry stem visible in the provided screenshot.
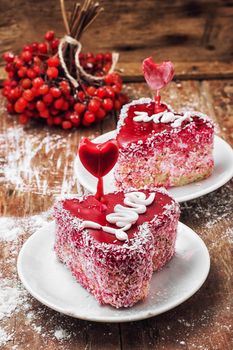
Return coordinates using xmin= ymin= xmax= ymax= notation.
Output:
xmin=60 ymin=0 xmax=70 ymax=34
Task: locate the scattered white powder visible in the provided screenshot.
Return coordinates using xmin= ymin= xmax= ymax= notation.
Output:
xmin=0 ymin=279 xmax=21 ymax=320
xmin=54 ymin=328 xmax=71 ymax=341
xmin=0 ymin=218 xmax=22 ymax=241
xmin=0 ymin=328 xmax=13 ymax=346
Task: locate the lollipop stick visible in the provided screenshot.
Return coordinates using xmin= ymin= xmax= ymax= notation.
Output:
xmin=154 ymin=90 xmax=166 ymax=113
xmin=96 ymin=176 xmax=103 ymax=201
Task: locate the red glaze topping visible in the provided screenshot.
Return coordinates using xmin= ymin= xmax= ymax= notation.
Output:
xmin=63 ymin=190 xmax=174 ymax=246
xmin=117 ymin=102 xmax=213 ymax=147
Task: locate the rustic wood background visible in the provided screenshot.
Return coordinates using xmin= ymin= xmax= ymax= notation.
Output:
xmin=0 ymin=0 xmax=233 ymax=81
xmin=0 ymin=0 xmax=233 ymax=349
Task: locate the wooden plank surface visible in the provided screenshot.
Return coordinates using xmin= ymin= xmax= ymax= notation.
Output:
xmin=0 ymin=0 xmax=233 ymax=81
xmin=0 ymin=79 xmax=232 ymax=349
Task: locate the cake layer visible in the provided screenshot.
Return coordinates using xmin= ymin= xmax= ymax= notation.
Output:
xmin=115 ymin=98 xmax=214 ymax=189
xmin=115 ymin=144 xmax=213 ymax=189
xmin=54 ymin=189 xmax=180 ymax=308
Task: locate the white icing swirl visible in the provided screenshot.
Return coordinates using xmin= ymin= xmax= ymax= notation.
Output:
xmin=133 ymin=110 xmax=192 ymax=128
xmin=82 ymin=191 xmax=155 ymax=241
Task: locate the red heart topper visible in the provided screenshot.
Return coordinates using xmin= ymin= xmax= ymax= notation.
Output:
xmin=142 ymin=57 xmax=174 ymax=113
xmin=142 ymin=57 xmax=174 ymax=91
xmin=79 ymin=138 xmax=119 ymax=178
xmin=79 ymin=137 xmax=118 ymax=201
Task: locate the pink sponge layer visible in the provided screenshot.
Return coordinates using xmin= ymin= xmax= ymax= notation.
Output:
xmin=54 ymin=189 xmax=180 ymax=308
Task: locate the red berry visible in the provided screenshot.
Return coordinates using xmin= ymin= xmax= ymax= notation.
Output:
xmin=83 ymin=111 xmax=95 ymax=125
xmin=31 ymin=42 xmax=38 ymax=51
xmin=15 ymin=98 xmax=27 ymax=113
xmin=10 ymin=87 xmax=22 ymax=100
xmin=23 ymin=89 xmax=34 ymax=101
xmin=45 ymin=31 xmax=55 ymax=41
xmin=95 ymin=53 xmax=104 ymax=62
xmin=74 ymin=102 xmax=85 ymax=114
xmin=38 ymin=84 xmax=49 ymax=95
xmin=36 ymin=100 xmax=46 ymax=111
xmin=32 ymin=77 xmax=44 ymax=88
xmin=47 ymin=67 xmax=58 ymax=79
xmin=23 ymin=45 xmax=33 ymax=52
xmin=43 ymin=93 xmax=53 ymax=105
xmin=40 ymin=109 xmax=49 ymax=118
xmin=21 ymin=78 xmax=32 ymax=89
xmin=5 ymin=63 xmax=14 ymax=73
xmin=8 ymin=72 xmax=14 ymax=79
xmin=47 ymin=56 xmax=60 ymax=67
xmin=105 ymin=53 xmax=112 ymax=62
xmin=54 ymin=97 xmax=64 ymax=110
xmin=96 ymin=107 xmax=106 ymax=120
xmin=88 ymin=98 xmax=101 ymax=113
xmin=3 ymin=52 xmax=14 ymax=63
xmin=47 ymin=117 xmax=54 ymax=126
xmin=112 ymin=84 xmax=122 ymax=94
xmin=31 ymin=86 xmax=40 ymax=97
xmin=105 ymin=86 xmax=115 ymax=98
xmin=25 ymin=109 xmax=34 ymax=118
xmin=14 ymin=57 xmax=23 ymax=68
xmin=33 ymin=65 xmax=41 ymax=75
xmin=33 ymin=56 xmax=41 ymax=65
xmin=51 ymin=39 xmax=59 ymax=50
xmin=27 ymin=68 xmax=37 ymax=79
xmin=50 ymin=87 xmax=61 ymax=98
xmin=86 ymin=86 xmax=96 ymax=96
xmin=114 ymin=99 xmax=122 ymax=110
xmin=7 ymin=102 xmax=14 ymax=113
xmin=104 ymin=74 xmax=114 ymax=85
xmin=69 ymin=113 xmax=80 ymax=126
xmin=38 ymin=42 xmax=48 ymax=54
xmin=61 ymin=101 xmax=69 ymax=111
xmin=27 ymin=102 xmax=36 ymax=111
xmin=19 ymin=114 xmax=28 ymax=125
xmin=62 ymin=120 xmax=72 ymax=129
xmin=18 ymin=67 xmax=27 ymax=78
xmin=102 ymin=98 xmax=113 ymax=111
xmin=77 ymin=91 xmax=85 ymax=102
xmin=59 ymin=81 xmax=70 ymax=95
xmin=50 ymin=108 xmax=59 ymax=116
xmin=96 ymin=87 xmax=106 ymax=98
xmin=53 ymin=116 xmax=62 ymax=125
xmin=21 ymin=51 xmax=32 ymax=62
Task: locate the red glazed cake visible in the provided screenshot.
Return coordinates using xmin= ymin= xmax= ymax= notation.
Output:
xmin=114 ymin=97 xmax=215 ymax=190
xmin=54 ymin=188 xmax=180 ymax=308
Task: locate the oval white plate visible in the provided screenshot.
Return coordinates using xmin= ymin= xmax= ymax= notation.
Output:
xmin=17 ymin=221 xmax=210 ymax=323
xmin=74 ymin=132 xmax=233 ymax=202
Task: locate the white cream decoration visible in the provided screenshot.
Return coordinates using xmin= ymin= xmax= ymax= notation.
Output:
xmin=133 ymin=111 xmax=165 ymax=123
xmin=160 ymin=112 xmax=177 ymax=123
xmin=133 ymin=110 xmax=193 ymax=128
xmin=82 ymin=191 xmax=155 ymax=241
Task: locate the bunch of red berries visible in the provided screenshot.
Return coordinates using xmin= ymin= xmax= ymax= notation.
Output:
xmin=2 ymin=31 xmax=128 ymax=129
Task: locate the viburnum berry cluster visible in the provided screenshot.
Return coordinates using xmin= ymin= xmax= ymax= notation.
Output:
xmin=2 ymin=29 xmax=128 ymax=129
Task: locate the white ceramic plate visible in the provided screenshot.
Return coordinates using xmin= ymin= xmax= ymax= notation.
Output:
xmin=17 ymin=221 xmax=210 ymax=323
xmin=74 ymin=132 xmax=233 ymax=202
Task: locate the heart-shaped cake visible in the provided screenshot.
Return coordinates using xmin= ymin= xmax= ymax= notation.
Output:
xmin=54 ymin=188 xmax=180 ymax=308
xmin=114 ymin=98 xmax=214 ymax=190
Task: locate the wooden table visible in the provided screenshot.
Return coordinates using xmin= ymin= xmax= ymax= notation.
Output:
xmin=0 ymin=1 xmax=233 ymax=349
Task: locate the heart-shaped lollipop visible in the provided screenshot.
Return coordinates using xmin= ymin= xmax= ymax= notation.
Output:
xmin=79 ymin=138 xmax=119 ymax=201
xmin=143 ymin=57 xmax=174 ymax=113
